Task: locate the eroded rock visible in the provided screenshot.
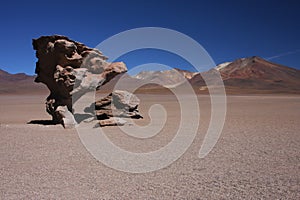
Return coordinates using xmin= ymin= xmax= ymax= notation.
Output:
xmin=95 ymin=90 xmax=143 ymax=126
xmin=32 ymin=35 xmax=127 ymax=127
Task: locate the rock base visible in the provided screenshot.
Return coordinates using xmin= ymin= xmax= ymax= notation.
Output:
xmin=95 ymin=90 xmax=143 ymax=126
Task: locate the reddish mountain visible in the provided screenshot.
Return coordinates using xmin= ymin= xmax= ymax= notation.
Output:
xmin=0 ymin=69 xmax=47 ymax=94
xmin=0 ymin=69 xmax=32 ymax=82
xmin=189 ymin=56 xmax=300 ymax=94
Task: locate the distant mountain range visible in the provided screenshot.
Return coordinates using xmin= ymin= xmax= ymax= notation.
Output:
xmin=0 ymin=69 xmax=46 ymax=94
xmin=134 ymin=68 xmax=198 ymax=87
xmin=133 ymin=56 xmax=300 ymax=94
xmin=1 ymin=56 xmax=299 ymax=94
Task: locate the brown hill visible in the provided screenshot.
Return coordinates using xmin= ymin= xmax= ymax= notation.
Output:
xmin=0 ymin=69 xmax=32 ymax=82
xmin=0 ymin=69 xmax=47 ymax=94
xmin=189 ymin=56 xmax=300 ymax=94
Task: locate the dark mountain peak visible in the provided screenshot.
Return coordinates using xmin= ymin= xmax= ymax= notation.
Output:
xmin=225 ymin=56 xmax=299 ymax=73
xmin=231 ymin=56 xmax=264 ymax=67
xmin=0 ymin=69 xmax=10 ymax=76
xmin=246 ymin=55 xmax=261 ymax=61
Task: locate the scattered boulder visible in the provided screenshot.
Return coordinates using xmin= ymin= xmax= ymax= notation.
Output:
xmin=98 ymin=117 xmax=127 ymax=127
xmin=95 ymin=90 xmax=143 ymax=126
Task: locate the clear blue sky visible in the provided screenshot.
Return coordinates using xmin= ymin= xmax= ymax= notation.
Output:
xmin=1 ymin=0 xmax=299 ymax=75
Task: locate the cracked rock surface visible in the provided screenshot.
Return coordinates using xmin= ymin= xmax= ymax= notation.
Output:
xmin=95 ymin=90 xmax=143 ymax=127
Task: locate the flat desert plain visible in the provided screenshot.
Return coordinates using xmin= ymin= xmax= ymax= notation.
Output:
xmin=0 ymin=93 xmax=299 ymax=199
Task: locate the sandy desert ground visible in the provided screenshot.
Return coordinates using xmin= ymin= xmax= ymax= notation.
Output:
xmin=0 ymin=93 xmax=299 ymax=199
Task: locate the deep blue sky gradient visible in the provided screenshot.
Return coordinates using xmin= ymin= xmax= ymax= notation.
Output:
xmin=1 ymin=0 xmax=299 ymax=74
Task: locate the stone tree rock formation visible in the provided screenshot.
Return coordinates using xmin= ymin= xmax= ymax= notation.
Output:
xmin=32 ymin=35 xmax=141 ymax=127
